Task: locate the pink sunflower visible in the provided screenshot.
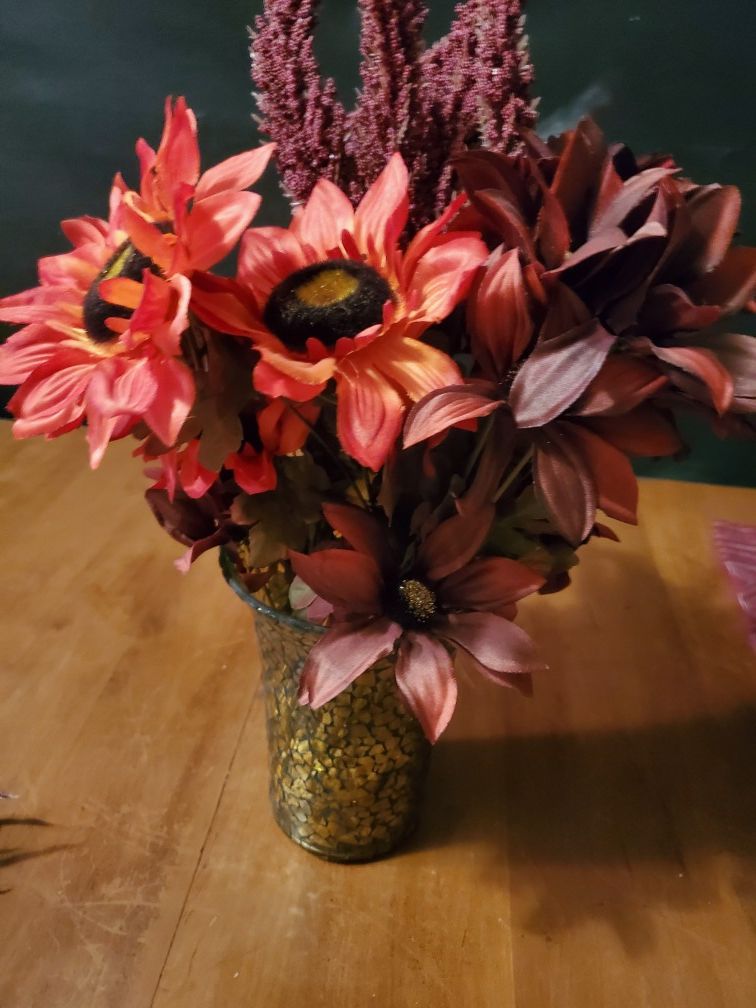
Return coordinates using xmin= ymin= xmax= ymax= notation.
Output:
xmin=190 ymin=153 xmax=488 ymax=470
xmin=290 ymin=503 xmax=545 ymax=742
xmin=119 ymin=96 xmax=275 ymax=277
xmin=0 ymin=184 xmax=193 ymax=465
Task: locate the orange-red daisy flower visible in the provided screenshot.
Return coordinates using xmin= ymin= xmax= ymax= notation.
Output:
xmin=191 ymin=153 xmax=488 ymax=469
xmin=119 ymin=97 xmax=275 ymax=277
xmin=0 ymin=184 xmax=194 ymax=466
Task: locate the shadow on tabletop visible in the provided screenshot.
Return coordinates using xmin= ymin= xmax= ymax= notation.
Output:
xmin=0 ymin=816 xmax=74 ymax=894
xmin=406 ymin=539 xmax=756 ymax=954
xmin=411 ymin=705 xmax=756 ymax=952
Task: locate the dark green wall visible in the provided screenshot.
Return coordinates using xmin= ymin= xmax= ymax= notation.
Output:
xmin=1 ymin=1 xmax=754 ymax=484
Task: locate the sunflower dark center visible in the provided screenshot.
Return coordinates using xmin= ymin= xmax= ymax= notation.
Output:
xmin=395 ymin=579 xmax=438 ymax=628
xmin=82 ymin=241 xmax=160 ymax=345
xmin=263 ymin=259 xmax=393 ymax=351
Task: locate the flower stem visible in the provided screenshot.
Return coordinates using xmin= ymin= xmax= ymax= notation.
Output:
xmin=493 ymin=447 xmax=534 ymax=504
xmin=285 ymin=402 xmax=370 ymax=509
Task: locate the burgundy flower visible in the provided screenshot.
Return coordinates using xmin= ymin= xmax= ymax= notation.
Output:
xmin=456 ymin=118 xmax=756 ymax=419
xmin=290 ymin=503 xmax=545 ymax=742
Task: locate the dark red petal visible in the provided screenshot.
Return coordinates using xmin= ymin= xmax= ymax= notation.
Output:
xmin=457 ymin=411 xmax=516 ymax=515
xmin=403 ymin=384 xmax=500 ymax=448
xmin=440 ymin=611 xmax=545 ymax=676
xmin=651 ymin=344 xmax=734 ymax=414
xmin=298 ymin=618 xmax=403 ymax=708
xmin=639 ymin=284 xmax=722 ymax=334
xmin=470 ymin=189 xmax=537 ymax=261
xmin=510 ymin=318 xmax=616 ymax=427
xmin=586 ymin=406 xmax=683 ymax=457
xmin=574 ymin=356 xmax=668 ymax=417
xmin=590 ymin=166 xmax=677 ymax=236
xmin=684 ymin=184 xmax=742 ymax=275
xmin=288 ymin=548 xmax=382 ymax=614
xmin=703 ymin=332 xmax=756 ymax=400
xmin=550 ymin=118 xmax=607 ymax=229
xmin=567 ymin=424 xmax=639 ymax=525
xmin=468 ymin=247 xmax=534 ymax=377
xmin=418 ymin=507 xmax=494 ymax=583
xmin=533 ymin=424 xmax=596 ymax=545
xmin=395 ymin=633 xmax=457 ymax=743
xmin=438 ymin=556 xmax=545 ymax=611
xmin=688 ymin=246 xmax=756 ymax=314
xmin=321 ymin=503 xmax=393 ymax=574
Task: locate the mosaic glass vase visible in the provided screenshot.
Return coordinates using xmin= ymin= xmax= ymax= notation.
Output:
xmin=223 ymin=556 xmax=431 ymax=862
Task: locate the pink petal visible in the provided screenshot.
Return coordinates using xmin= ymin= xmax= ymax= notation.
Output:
xmin=404 ymin=384 xmax=500 ymax=448
xmin=237 ymin=227 xmax=309 ymax=303
xmin=293 ymin=179 xmax=355 ymax=256
xmin=335 ymin=367 xmax=404 ymax=470
xmin=395 ymin=633 xmax=457 ymax=743
xmin=373 ymin=333 xmax=462 ymax=405
xmin=289 ymin=548 xmax=383 ymax=615
xmin=189 ymin=272 xmax=261 ymax=338
xmin=144 ymin=357 xmax=195 ymax=446
xmin=119 ymin=197 xmax=173 ymax=273
xmin=60 ymin=215 xmax=110 ymax=247
xmin=194 ymin=143 xmax=276 ymax=200
xmin=407 ymin=233 xmax=488 ymax=322
xmin=153 ymin=96 xmax=200 ymax=207
xmin=184 ymin=191 xmax=262 ymax=271
xmin=227 ymin=446 xmax=277 ymax=495
xmin=9 ymin=350 xmax=95 ymax=437
xmin=298 ymin=617 xmax=403 ymax=708
xmin=510 ymin=319 xmax=616 ymax=428
xmin=354 ymin=153 xmax=409 ymax=264
xmin=440 ymin=611 xmax=544 ymax=677
xmin=0 ymin=325 xmax=66 ymax=384
xmin=439 ymin=557 xmax=545 ymax=611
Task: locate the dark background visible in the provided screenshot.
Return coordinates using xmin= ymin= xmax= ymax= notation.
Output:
xmin=1 ymin=0 xmax=754 ymax=485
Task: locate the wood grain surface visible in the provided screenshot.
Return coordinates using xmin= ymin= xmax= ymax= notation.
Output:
xmin=0 ymin=424 xmax=755 ymax=1007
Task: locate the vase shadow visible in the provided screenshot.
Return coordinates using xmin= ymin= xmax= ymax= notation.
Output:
xmin=410 ymin=704 xmax=756 ymax=952
xmin=407 ymin=543 xmax=756 ymax=955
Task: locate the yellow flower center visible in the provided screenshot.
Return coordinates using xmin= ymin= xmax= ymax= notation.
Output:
xmin=294 ymin=268 xmax=360 ymax=308
xmin=264 ymin=259 xmax=394 ymax=351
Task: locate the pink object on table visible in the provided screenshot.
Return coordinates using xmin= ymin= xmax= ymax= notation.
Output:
xmin=714 ymin=521 xmax=756 ymax=650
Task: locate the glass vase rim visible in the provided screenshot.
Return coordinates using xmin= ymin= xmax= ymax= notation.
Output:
xmin=219 ymin=547 xmax=326 ymax=637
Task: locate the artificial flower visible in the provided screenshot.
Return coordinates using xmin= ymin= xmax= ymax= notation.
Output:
xmin=0 ymin=185 xmax=194 ymax=466
xmin=191 ymin=153 xmax=487 ymax=470
xmin=290 ymin=502 xmax=545 ymax=741
xmin=119 ymin=97 xmax=275 ymax=277
xmin=456 ymin=118 xmax=756 ymax=418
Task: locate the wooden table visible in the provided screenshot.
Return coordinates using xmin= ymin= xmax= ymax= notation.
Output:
xmin=1 ymin=425 xmax=755 ymax=1007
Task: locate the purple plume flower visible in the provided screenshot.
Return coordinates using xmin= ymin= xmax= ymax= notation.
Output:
xmin=345 ymin=1 xmax=427 ymax=200
xmin=250 ymin=0 xmax=537 ymax=231
xmin=250 ymin=0 xmax=348 ymax=205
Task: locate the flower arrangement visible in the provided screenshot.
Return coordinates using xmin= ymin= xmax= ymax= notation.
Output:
xmin=2 ymin=0 xmax=755 ymax=746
